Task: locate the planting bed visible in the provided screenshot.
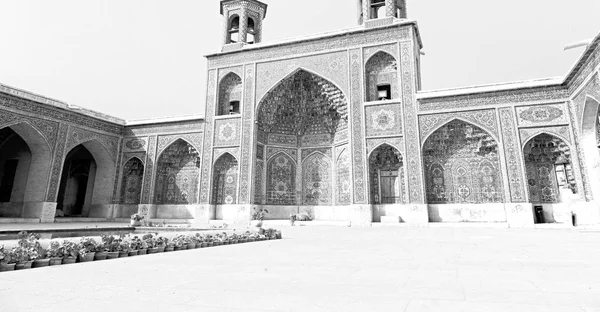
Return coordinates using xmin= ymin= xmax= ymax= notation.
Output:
xmin=0 ymin=228 xmax=282 ymax=272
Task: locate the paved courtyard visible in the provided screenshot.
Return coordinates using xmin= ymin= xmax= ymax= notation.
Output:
xmin=2 ymin=226 xmax=600 ymax=311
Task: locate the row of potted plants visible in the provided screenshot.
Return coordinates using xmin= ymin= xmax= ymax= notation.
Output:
xmin=0 ymin=229 xmax=282 ymax=272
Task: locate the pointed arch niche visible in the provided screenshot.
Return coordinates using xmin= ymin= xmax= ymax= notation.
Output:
xmin=120 ymin=157 xmax=144 ymax=205
xmin=0 ymin=123 xmax=52 ymax=218
xmin=255 ymin=69 xmax=349 ymax=211
xmin=523 ymin=133 xmax=576 ymax=205
xmin=369 ymin=144 xmax=405 ymax=204
xmin=212 ymin=153 xmax=239 ymax=205
xmin=154 ymin=139 xmax=200 ymax=205
xmin=580 ymin=96 xmax=600 ymax=201
xmin=365 ymin=51 xmax=398 ymax=102
xmin=422 ymin=119 xmax=504 ymax=204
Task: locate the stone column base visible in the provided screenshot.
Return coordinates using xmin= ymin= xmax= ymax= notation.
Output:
xmin=349 ymin=204 xmax=372 ymax=227
xmin=22 ymin=202 xmax=57 ymax=223
xmin=505 ymin=203 xmax=534 ymax=228
xmin=218 ymin=204 xmax=252 ymax=224
xmin=193 ymin=204 xmax=215 ymax=225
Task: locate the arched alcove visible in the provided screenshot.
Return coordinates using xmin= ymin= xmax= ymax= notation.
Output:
xmin=212 ymin=153 xmax=239 ymax=205
xmin=302 ymin=153 xmax=332 ymax=206
xmin=120 ymin=157 xmax=144 ymax=205
xmin=524 ymin=133 xmax=575 ymax=204
xmin=154 ymin=139 xmax=200 ymax=205
xmin=336 ymin=149 xmax=351 ymax=205
xmin=581 ymin=96 xmax=600 ymax=201
xmin=422 ymin=120 xmax=504 ymax=204
xmin=218 ymin=73 xmax=243 ymax=116
xmin=266 ymin=153 xmax=296 ymax=205
xmin=369 ymin=144 xmax=405 ymax=204
xmin=365 ymin=52 xmax=398 ymax=102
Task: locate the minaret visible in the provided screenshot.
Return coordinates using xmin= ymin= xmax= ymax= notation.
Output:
xmin=357 ymin=0 xmax=407 ymax=25
xmin=220 ymin=0 xmax=268 ymax=48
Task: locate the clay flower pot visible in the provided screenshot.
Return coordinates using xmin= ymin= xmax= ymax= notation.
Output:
xmin=106 ymin=252 xmax=119 ymax=260
xmin=33 ymin=258 xmax=51 ymax=268
xmin=94 ymin=251 xmax=108 ymax=261
xmin=156 ymin=246 xmax=165 ymax=253
xmin=164 ymin=246 xmax=174 ymax=252
xmin=0 ymin=263 xmax=16 ymax=272
xmin=147 ymin=248 xmax=157 ymax=254
xmin=201 ymin=242 xmax=208 ymax=248
xmin=119 ymin=251 xmax=129 ymax=258
xmin=138 ymin=249 xmax=148 ymax=255
xmin=62 ymin=258 xmax=76 ymax=265
xmin=128 ymin=250 xmax=138 ymax=257
xmin=15 ymin=261 xmax=34 ymax=270
xmin=49 ymin=258 xmax=63 ymax=266
xmin=187 ymin=243 xmax=196 ymax=250
xmin=130 ymin=220 xmax=142 ymax=226
xmin=195 ymin=242 xmax=202 ymax=249
xmin=78 ymin=253 xmax=95 ymax=263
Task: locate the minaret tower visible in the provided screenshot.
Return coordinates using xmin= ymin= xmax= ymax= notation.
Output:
xmin=357 ymin=0 xmax=407 ymax=25
xmin=220 ymin=0 xmax=268 ymax=48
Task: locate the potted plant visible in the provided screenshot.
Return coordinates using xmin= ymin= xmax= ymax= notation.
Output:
xmin=172 ymin=235 xmax=186 ymax=251
xmin=61 ymin=240 xmax=78 ymax=264
xmin=143 ymin=234 xmax=158 ymax=254
xmin=13 ymin=232 xmax=40 ymax=269
xmin=0 ymin=245 xmax=15 ymax=272
xmin=130 ymin=213 xmax=144 ymax=226
xmin=156 ymin=236 xmax=168 ymax=253
xmin=118 ymin=237 xmax=130 ymax=258
xmin=138 ymin=239 xmax=148 ymax=255
xmin=78 ymin=237 xmax=97 ymax=262
xmin=205 ymin=235 xmax=214 ymax=247
xmin=185 ymin=235 xmax=196 ymax=250
xmin=46 ymin=241 xmax=64 ymax=266
xmin=251 ymin=207 xmax=268 ymax=227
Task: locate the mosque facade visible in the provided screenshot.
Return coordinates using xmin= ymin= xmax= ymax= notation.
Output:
xmin=1 ymin=0 xmax=600 ymax=227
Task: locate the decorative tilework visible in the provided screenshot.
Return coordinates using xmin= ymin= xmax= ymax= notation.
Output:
xmin=499 ymin=108 xmax=527 ymax=202
xmin=567 ymin=99 xmax=591 ymax=200
xmin=0 ymin=110 xmax=59 ymax=151
xmin=214 ymin=147 xmax=240 ymax=163
xmin=365 ymin=105 xmax=403 ymax=137
xmin=214 ymin=119 xmax=241 ymax=147
xmin=400 ymin=41 xmax=425 ymax=204
xmin=366 ymin=137 xmax=404 ymax=156
xmin=349 ymin=49 xmax=367 ymax=204
xmin=200 ymin=70 xmax=217 ymax=204
xmin=268 ymin=133 xmax=297 ymax=146
xmin=516 ymin=104 xmax=568 ymax=126
xmin=363 ymin=43 xmax=398 ymax=64
xmin=300 ymin=134 xmax=332 ymax=147
xmin=141 ymin=135 xmax=157 ymax=204
xmin=256 ymin=51 xmax=349 ymax=104
xmin=157 ymin=133 xmax=203 ymax=157
xmin=66 ymin=126 xmax=120 ymax=162
xmin=238 ymin=65 xmax=255 ymax=204
xmin=301 ymin=148 xmax=332 ymax=160
xmin=124 ymin=138 xmax=147 ymax=151
xmin=266 ymin=147 xmax=297 ymax=162
xmin=419 ymin=109 xmax=498 ymax=143
xmin=419 ymin=86 xmax=568 ymax=112
xmin=336 ymin=148 xmax=351 ymax=205
xmin=46 ymin=123 xmax=69 ymax=201
xmin=519 ymin=126 xmax=572 ymax=146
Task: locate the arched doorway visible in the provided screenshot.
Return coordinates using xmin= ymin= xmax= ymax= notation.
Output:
xmin=369 ymin=144 xmax=405 ymax=204
xmin=0 ymin=123 xmax=52 ymax=218
xmin=212 ymin=153 xmax=239 ymax=206
xmin=255 ymin=69 xmax=348 ymax=219
xmin=524 ymin=133 xmax=576 ymax=223
xmin=57 ymin=140 xmax=116 ymax=218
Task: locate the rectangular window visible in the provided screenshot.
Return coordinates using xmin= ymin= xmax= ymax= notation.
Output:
xmin=229 ymin=101 xmax=240 ymax=114
xmin=0 ymin=160 xmax=18 ymax=202
xmin=377 ymin=84 xmax=392 ymax=100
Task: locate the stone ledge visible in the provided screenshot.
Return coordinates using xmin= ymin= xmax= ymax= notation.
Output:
xmin=0 ymin=218 xmax=40 ymax=224
xmin=54 ymin=218 xmax=109 ymax=223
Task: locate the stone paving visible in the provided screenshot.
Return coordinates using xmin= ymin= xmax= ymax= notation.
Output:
xmin=2 ymin=226 xmax=600 ymax=311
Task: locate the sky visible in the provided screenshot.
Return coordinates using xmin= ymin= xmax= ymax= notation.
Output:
xmin=0 ymin=0 xmax=599 ymax=121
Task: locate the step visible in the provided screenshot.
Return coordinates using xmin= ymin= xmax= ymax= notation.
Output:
xmin=54 ymin=218 xmax=108 ymax=223
xmin=380 ymin=216 xmax=402 ymax=224
xmin=261 ymin=220 xmax=351 ymax=227
xmin=0 ymin=218 xmax=40 ymax=224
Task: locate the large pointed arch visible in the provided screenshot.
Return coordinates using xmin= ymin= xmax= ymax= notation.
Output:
xmin=154 ymin=139 xmax=200 ymax=205
xmin=580 ymin=95 xmax=600 ymax=201
xmin=422 ymin=119 xmax=504 ymax=204
xmin=217 ymin=72 xmax=243 ymax=116
xmin=421 ymin=116 xmax=500 ymax=149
